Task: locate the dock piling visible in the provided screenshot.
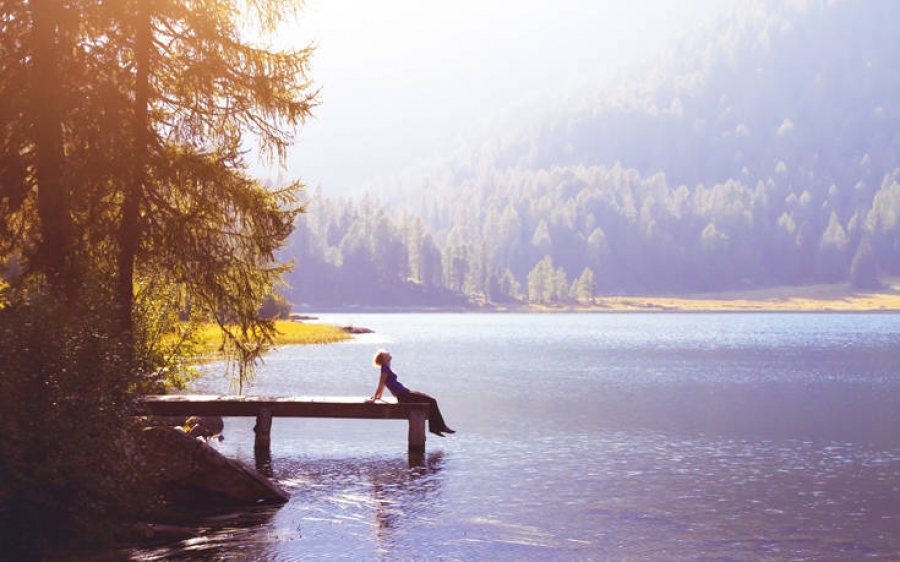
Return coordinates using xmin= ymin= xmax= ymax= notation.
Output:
xmin=408 ymin=409 xmax=426 ymax=454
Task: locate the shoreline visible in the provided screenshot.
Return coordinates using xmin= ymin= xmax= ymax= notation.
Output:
xmin=298 ymin=280 xmax=900 ymax=314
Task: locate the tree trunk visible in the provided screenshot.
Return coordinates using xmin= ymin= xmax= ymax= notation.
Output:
xmin=30 ymin=0 xmax=73 ymax=295
xmin=118 ymin=5 xmax=151 ymax=346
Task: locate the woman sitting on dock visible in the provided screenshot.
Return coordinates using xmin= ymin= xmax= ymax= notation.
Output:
xmin=367 ymin=349 xmax=456 ymax=437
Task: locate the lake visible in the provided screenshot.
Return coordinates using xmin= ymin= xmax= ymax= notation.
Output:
xmin=130 ymin=313 xmax=900 ymax=560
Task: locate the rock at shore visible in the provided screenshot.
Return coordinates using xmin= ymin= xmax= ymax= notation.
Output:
xmin=138 ymin=426 xmax=288 ymax=506
xmin=341 ymin=325 xmax=374 ymax=334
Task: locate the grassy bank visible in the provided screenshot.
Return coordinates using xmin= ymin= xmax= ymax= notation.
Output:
xmin=191 ymin=320 xmax=350 ymax=356
xmin=272 ymin=320 xmax=352 ymax=344
xmin=517 ymin=279 xmax=900 ymax=313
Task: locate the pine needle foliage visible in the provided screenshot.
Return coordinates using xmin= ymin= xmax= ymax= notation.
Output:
xmin=0 ymin=0 xmax=317 ymax=552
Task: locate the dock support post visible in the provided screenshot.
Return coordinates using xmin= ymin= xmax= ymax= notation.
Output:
xmin=254 ymin=407 xmax=273 ymax=475
xmin=408 ymin=409 xmax=426 ymax=455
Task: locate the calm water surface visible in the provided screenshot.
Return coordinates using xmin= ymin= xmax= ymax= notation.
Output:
xmin=131 ymin=313 xmax=900 ymax=560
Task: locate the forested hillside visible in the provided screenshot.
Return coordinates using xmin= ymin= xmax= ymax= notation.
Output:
xmin=283 ymin=0 xmax=900 ymax=307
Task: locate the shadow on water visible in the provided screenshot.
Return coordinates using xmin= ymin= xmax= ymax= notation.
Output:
xmin=122 ymin=505 xmax=281 ymax=561
xmin=127 ymin=451 xmax=446 ymax=560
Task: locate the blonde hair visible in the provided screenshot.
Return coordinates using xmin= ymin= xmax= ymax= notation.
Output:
xmin=373 ymin=349 xmax=390 ymax=367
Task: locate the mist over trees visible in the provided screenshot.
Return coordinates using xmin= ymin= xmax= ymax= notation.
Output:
xmin=283 ymin=0 xmax=900 ymax=307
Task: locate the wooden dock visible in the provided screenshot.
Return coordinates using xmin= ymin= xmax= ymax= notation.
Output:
xmin=139 ymin=395 xmax=432 ymax=464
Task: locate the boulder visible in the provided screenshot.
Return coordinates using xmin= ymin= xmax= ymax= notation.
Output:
xmin=341 ymin=325 xmax=374 ymax=334
xmin=139 ymin=426 xmax=288 ymax=506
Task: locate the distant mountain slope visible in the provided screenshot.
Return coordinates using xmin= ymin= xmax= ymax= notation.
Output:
xmin=458 ymin=0 xmax=900 ymax=190
xmin=284 ymin=0 xmax=900 ymax=306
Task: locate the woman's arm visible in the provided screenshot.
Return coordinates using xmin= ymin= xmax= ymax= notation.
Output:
xmin=368 ymin=370 xmax=388 ymax=402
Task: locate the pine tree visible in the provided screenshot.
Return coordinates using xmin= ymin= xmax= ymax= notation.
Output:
xmin=850 ymin=238 xmax=880 ymax=290
xmin=570 ymin=267 xmax=596 ymax=303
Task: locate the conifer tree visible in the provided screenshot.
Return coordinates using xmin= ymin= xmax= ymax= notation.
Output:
xmin=0 ymin=1 xmax=318 ymax=548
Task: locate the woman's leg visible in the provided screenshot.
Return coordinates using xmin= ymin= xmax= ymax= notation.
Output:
xmin=399 ymin=390 xmax=451 ymax=433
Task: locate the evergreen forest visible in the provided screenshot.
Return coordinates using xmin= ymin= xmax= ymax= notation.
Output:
xmin=282 ymin=0 xmax=900 ymax=307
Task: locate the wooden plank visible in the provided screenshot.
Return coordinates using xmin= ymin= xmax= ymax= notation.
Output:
xmin=138 ymin=395 xmax=429 ymax=420
xmin=140 ymin=395 xmax=433 ymax=462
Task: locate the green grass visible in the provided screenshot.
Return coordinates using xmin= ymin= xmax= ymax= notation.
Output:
xmin=189 ymin=320 xmax=350 ymax=356
xmin=271 ymin=320 xmax=351 ymax=345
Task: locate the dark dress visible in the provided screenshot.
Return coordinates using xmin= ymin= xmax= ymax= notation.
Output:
xmin=382 ymin=365 xmax=452 ymax=434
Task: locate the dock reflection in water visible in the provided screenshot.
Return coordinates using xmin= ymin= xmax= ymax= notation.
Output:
xmin=130 ymin=451 xmax=446 ymax=561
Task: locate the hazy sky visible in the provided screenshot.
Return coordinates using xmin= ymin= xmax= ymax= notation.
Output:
xmin=264 ymin=0 xmax=744 ymax=194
